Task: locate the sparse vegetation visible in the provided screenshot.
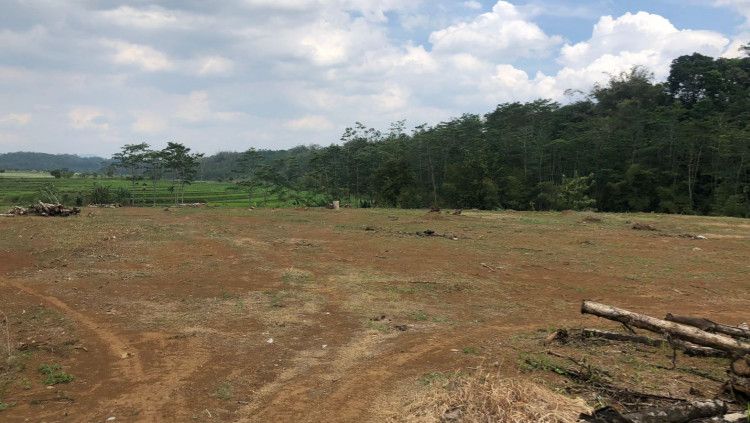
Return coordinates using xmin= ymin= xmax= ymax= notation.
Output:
xmin=419 ymin=372 xmax=449 ymax=386
xmin=215 ymin=382 xmax=232 ymax=400
xmin=462 ymin=346 xmax=479 ymax=355
xmin=38 ymin=364 xmax=74 ymax=385
xmin=408 ymin=310 xmax=429 ymax=321
xmin=0 ymin=205 xmax=747 ymax=421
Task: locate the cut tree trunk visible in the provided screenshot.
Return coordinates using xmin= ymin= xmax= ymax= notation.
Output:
xmin=692 ymin=413 xmax=748 ymax=423
xmin=581 ymin=301 xmax=750 ymax=356
xmin=580 ymin=401 xmax=728 ymax=423
xmin=623 ymin=400 xmax=727 ymax=423
xmin=582 ymin=329 xmax=728 ymax=358
xmin=665 ymin=314 xmax=750 ymax=340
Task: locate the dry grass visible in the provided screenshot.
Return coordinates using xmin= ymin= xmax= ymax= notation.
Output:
xmin=1 ymin=310 xmax=11 ymax=359
xmin=392 ymin=371 xmax=590 ymax=423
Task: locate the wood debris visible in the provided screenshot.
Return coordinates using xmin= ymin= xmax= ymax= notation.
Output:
xmin=2 ymin=202 xmax=81 ymax=217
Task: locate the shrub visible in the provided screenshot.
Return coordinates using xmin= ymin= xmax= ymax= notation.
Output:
xmin=88 ymin=184 xmax=112 ymax=204
xmin=38 ymin=364 xmax=74 ymax=385
xmin=113 ymin=187 xmax=132 ymax=205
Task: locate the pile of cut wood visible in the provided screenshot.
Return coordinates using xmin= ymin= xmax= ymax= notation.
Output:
xmin=575 ymin=301 xmax=749 ymax=422
xmin=2 ymin=202 xmax=81 ymax=217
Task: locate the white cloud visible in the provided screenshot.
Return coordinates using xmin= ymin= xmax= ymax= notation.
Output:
xmin=0 ymin=1 xmax=744 ymax=155
xmin=463 ymin=1 xmax=482 ymax=10
xmin=557 ymin=12 xmax=729 ymax=88
xmin=0 ymin=113 xmax=32 ymax=126
xmin=723 ymin=34 xmax=750 ymax=57
xmin=373 ymin=85 xmax=410 ymax=112
xmin=429 ymin=1 xmax=562 ymax=60
xmin=104 ymin=40 xmax=174 ymax=72
xmin=175 ymin=91 xmax=242 ymax=123
xmin=195 ymin=56 xmax=235 ymax=76
xmin=98 ymin=6 xmax=181 ymax=29
xmin=131 ymin=113 xmax=168 ymax=134
xmin=285 ymin=115 xmax=335 ymax=131
xmin=68 ymin=107 xmax=109 ymax=131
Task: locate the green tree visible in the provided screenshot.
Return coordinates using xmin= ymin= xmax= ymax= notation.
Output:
xmin=163 ymin=142 xmax=203 ymax=204
xmin=112 ymin=143 xmax=149 ymax=204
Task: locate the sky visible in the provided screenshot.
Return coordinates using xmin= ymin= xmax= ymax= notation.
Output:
xmin=0 ymin=1 xmax=748 ymax=157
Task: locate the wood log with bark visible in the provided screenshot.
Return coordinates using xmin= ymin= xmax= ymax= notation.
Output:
xmin=581 ymin=301 xmax=750 ymax=356
xmin=693 ymin=413 xmax=749 ymax=423
xmin=580 ymin=400 xmax=728 ymax=423
xmin=624 ymin=400 xmax=727 ymax=423
xmin=665 ymin=314 xmax=750 ymax=340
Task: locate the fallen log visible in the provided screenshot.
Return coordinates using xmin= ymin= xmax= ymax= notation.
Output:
xmin=582 ymin=328 xmax=729 ymax=358
xmin=580 ymin=401 xmax=728 ymax=423
xmin=693 ymin=413 xmax=748 ymax=423
xmin=581 ymin=301 xmax=750 ymax=356
xmin=665 ymin=314 xmax=750 ymax=340
xmin=623 ymin=400 xmax=726 ymax=423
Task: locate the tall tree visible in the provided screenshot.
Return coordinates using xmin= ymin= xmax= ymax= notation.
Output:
xmin=112 ymin=143 xmax=149 ymax=205
xmin=163 ymin=142 xmax=203 ymax=204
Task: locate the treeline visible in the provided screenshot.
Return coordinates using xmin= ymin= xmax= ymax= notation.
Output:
xmin=220 ymin=49 xmax=750 ymax=217
xmin=0 ymin=152 xmax=110 ymax=172
xmin=111 ymin=142 xmax=203 ymax=205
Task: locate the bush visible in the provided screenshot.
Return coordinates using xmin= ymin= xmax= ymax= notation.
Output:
xmin=558 ymin=174 xmax=596 ymax=211
xmin=36 ymin=183 xmax=60 ymax=203
xmin=88 ymin=184 xmax=112 ymax=204
xmin=722 ymin=194 xmax=749 ymax=218
xmin=38 ymin=364 xmax=74 ymax=385
xmin=113 ymin=187 xmax=132 ymax=205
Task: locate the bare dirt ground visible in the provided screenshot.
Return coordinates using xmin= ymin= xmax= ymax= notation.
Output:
xmin=1 ymin=208 xmax=748 ymax=422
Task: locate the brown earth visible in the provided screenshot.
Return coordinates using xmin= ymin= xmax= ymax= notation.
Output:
xmin=0 ymin=208 xmax=748 ymax=422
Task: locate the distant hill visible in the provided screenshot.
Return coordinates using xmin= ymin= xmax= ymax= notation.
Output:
xmin=0 ymin=152 xmax=110 ymax=172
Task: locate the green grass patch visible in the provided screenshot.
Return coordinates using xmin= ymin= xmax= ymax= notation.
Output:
xmin=366 ymin=320 xmax=391 ymax=333
xmin=419 ymin=371 xmax=449 ymax=386
xmin=282 ymin=268 xmax=313 ymax=285
xmin=408 ymin=310 xmax=429 ymax=321
xmin=38 ymin=364 xmax=74 ymax=385
xmin=215 ymin=382 xmax=232 ymax=400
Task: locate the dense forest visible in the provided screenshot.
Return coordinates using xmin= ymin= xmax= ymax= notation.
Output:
xmin=206 ymin=49 xmax=750 ymax=217
xmin=2 ymin=49 xmax=749 ymax=216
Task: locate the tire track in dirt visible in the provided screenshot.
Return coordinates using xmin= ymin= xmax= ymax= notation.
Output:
xmin=239 ymin=321 xmax=539 ymax=422
xmin=6 ymin=280 xmax=146 ymax=381
xmin=108 ymin=335 xmax=211 ymax=422
xmin=4 ymin=281 xmax=210 ymax=422
xmin=5 ymin=280 xmax=215 ymax=421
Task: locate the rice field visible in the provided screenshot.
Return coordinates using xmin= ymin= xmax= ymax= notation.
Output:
xmin=0 ymin=177 xmax=327 ymax=208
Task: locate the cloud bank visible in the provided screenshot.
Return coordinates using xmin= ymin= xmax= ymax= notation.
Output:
xmin=0 ymin=0 xmax=745 ymax=155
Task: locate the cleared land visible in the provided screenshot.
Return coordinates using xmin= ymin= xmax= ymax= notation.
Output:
xmin=0 ymin=208 xmax=749 ymax=422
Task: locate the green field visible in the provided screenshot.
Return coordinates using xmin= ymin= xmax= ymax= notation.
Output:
xmin=0 ymin=177 xmax=327 ymax=208
xmin=0 ymin=171 xmax=54 ymax=178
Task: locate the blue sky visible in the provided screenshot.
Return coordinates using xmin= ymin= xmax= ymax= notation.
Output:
xmin=0 ymin=0 xmax=748 ymax=156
